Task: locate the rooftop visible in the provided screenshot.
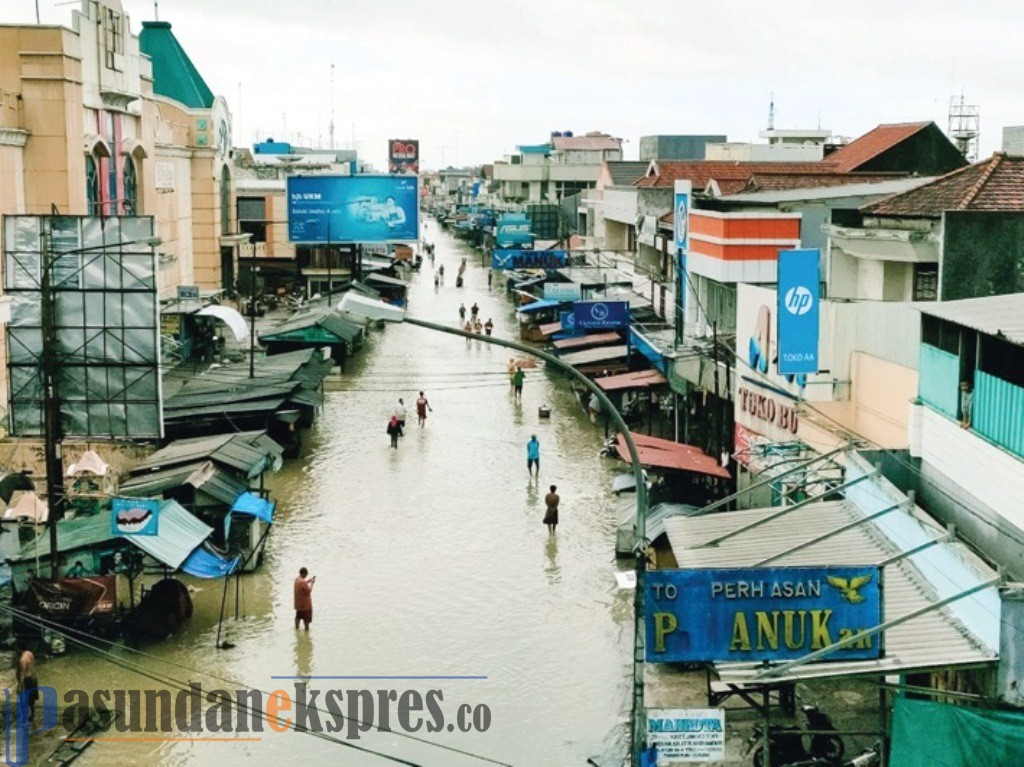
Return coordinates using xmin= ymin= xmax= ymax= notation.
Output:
xmin=865 ymin=153 xmax=1024 ymax=217
xmin=916 ymin=292 xmax=1024 ymax=346
xmin=552 ymin=134 xmax=622 ymax=152
xmin=139 ymin=21 xmax=214 ymax=110
xmin=823 ymin=122 xmax=931 ymax=173
xmin=635 ymin=161 xmax=828 ymax=191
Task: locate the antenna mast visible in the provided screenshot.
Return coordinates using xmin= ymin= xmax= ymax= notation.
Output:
xmin=948 ymin=93 xmax=980 ymax=162
xmin=329 ymin=63 xmax=335 ymax=150
xmin=768 ymin=92 xmax=775 ymax=131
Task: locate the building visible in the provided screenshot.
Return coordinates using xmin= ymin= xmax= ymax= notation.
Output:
xmin=492 ymin=131 xmax=622 ymax=204
xmin=821 ymin=121 xmax=967 ymax=175
xmin=705 ymin=127 xmax=832 ymax=162
xmin=638 ymin=135 xmax=726 ymax=162
xmin=908 ymin=294 xmax=1024 ymax=578
xmin=827 ymin=153 xmax=1024 ymax=302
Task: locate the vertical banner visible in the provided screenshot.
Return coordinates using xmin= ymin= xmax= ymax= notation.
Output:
xmin=674 ymin=180 xmax=691 ymax=344
xmin=776 ymin=248 xmax=820 ymax=375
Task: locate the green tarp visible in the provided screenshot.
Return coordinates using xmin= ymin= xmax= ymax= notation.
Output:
xmin=890 ymin=697 xmax=1024 ymax=767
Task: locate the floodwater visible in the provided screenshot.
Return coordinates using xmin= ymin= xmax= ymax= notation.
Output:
xmin=28 ymin=220 xmax=634 ymax=766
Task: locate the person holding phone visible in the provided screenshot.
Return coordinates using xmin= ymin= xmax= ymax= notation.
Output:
xmin=294 ymin=567 xmax=315 ymax=630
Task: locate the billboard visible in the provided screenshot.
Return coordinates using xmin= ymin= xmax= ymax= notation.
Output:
xmin=495 ymin=213 xmax=534 ymax=249
xmin=287 ymin=175 xmax=419 ymax=243
xmin=491 ymin=249 xmax=567 ymax=271
xmin=674 ymin=180 xmax=692 ymax=339
xmin=573 ymin=300 xmax=630 ymax=331
xmin=776 ymin=248 xmax=820 ymax=375
xmin=388 ymin=139 xmax=420 ymax=174
xmin=645 ymin=566 xmax=883 ymax=663
xmin=3 ymin=215 xmax=162 ymax=438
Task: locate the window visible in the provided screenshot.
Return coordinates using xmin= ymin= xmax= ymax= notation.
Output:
xmin=979 ymin=334 xmax=1024 ymax=388
xmin=122 ymin=157 xmax=137 ymax=215
xmin=705 ymin=281 xmax=737 ymax=334
xmin=104 ymin=10 xmax=123 ymax=69
xmin=913 ymin=264 xmax=938 ymax=301
xmin=237 ymin=197 xmax=267 ymax=244
xmin=85 ymin=155 xmax=101 ymax=215
xmin=921 ymin=316 xmax=960 ymax=355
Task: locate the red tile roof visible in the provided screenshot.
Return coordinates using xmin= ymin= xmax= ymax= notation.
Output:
xmin=865 ymin=153 xmax=1024 ymax=217
xmin=822 ymin=122 xmax=930 ymax=173
xmin=634 ymin=161 xmax=827 ymax=190
xmin=739 ymin=171 xmax=906 ymax=193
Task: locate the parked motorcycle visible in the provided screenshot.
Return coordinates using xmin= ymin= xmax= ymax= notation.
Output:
xmin=744 ymin=704 xmax=844 ymax=767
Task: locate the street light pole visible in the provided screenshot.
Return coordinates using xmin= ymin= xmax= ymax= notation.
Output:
xmin=400 ymin=316 xmax=650 ymax=764
xmin=249 ymin=265 xmax=261 ymax=378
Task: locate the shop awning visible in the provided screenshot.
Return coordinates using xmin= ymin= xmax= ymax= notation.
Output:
xmin=197 ymin=305 xmax=248 ymax=341
xmin=660 ymin=498 xmax=1000 ymax=684
xmin=180 ymin=544 xmax=240 ymax=578
xmin=552 ymin=332 xmax=622 ymax=351
xmin=231 ymin=492 xmax=276 ymax=524
xmin=596 ymin=369 xmax=668 ymax=392
xmin=364 ymin=272 xmax=409 ymax=288
xmin=538 ymin=321 xmax=562 ymax=336
xmin=615 ymin=432 xmax=730 ymax=478
xmin=517 ymin=298 xmax=563 ymax=314
xmin=558 ymin=345 xmax=629 ymax=367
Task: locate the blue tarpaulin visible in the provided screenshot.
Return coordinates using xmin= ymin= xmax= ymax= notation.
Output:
xmin=517 ymin=299 xmax=563 ymax=314
xmin=181 ymin=545 xmax=240 ymax=579
xmin=231 ymin=492 xmax=275 ymax=523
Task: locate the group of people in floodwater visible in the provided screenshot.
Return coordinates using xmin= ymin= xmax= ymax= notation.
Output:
xmin=386 ymin=392 xmax=433 ymax=448
xmin=459 ymin=301 xmax=493 ymax=335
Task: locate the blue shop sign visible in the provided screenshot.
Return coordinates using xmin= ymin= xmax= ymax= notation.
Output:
xmin=776 ymin=248 xmax=820 ymax=375
xmin=573 ymin=300 xmax=630 ymax=330
xmin=287 ymin=175 xmax=419 ymax=243
xmin=646 ymin=566 xmax=883 ymax=663
xmin=492 ymin=249 xmax=567 ymax=270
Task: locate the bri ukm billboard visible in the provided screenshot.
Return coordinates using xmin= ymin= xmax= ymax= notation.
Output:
xmin=388 ymin=139 xmax=420 ymax=174
xmin=287 ymin=175 xmax=419 ymax=244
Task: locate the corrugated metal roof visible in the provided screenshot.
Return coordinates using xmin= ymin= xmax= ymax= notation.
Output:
xmin=15 ymin=512 xmax=117 ymax=561
xmin=124 ymin=499 xmax=212 ymax=570
xmin=127 ymin=432 xmax=283 ymax=478
xmin=558 ymin=345 xmax=629 ymax=366
xmin=660 ymin=500 xmax=998 ymax=683
xmin=552 ymin=332 xmax=622 ymax=350
xmin=120 ymin=461 xmax=248 ymax=506
xmin=917 ymin=293 xmax=1024 ymax=346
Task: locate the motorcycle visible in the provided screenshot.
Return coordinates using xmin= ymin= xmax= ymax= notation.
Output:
xmin=744 ymin=704 xmax=844 ymax=767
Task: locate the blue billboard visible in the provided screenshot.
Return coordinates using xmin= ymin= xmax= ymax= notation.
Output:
xmin=495 ymin=213 xmax=534 ymax=249
xmin=674 ymin=180 xmax=692 ymax=341
xmin=287 ymin=175 xmax=419 ymax=243
xmin=776 ymin=249 xmax=820 ymax=375
xmin=573 ymin=300 xmax=630 ymax=331
xmin=646 ymin=566 xmax=883 ymax=663
xmin=492 ymin=249 xmax=567 ymax=271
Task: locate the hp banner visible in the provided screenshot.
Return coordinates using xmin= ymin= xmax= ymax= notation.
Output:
xmin=776 ymin=249 xmax=820 ymax=375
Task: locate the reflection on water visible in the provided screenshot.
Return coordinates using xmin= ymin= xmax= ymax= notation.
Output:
xmin=38 ymin=220 xmax=631 ymax=767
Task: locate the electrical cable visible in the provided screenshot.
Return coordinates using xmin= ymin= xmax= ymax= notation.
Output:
xmin=1 ymin=602 xmax=513 ymax=766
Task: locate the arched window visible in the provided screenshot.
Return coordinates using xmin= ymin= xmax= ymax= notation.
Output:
xmin=85 ymin=155 xmax=101 ymax=215
xmin=122 ymin=156 xmax=137 ymax=215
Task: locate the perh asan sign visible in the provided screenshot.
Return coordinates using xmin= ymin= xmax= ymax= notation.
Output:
xmin=645 ymin=566 xmax=883 ymax=663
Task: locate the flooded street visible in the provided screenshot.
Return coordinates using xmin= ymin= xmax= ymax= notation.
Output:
xmin=35 ymin=220 xmax=634 ymax=766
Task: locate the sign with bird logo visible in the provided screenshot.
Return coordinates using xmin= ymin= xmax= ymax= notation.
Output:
xmin=645 ymin=566 xmax=883 ymax=663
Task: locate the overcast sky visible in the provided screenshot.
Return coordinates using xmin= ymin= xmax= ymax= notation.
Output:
xmin=13 ymin=0 xmax=1024 ymax=170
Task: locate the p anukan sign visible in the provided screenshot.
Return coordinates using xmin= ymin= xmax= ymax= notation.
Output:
xmin=645 ymin=566 xmax=883 ymax=663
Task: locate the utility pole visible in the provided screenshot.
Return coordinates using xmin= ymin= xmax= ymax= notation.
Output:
xmin=248 ymin=265 xmax=260 ymax=378
xmin=40 ymin=224 xmax=65 ymax=579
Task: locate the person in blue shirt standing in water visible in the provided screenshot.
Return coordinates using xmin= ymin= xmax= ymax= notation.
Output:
xmin=527 ymin=434 xmax=541 ymax=478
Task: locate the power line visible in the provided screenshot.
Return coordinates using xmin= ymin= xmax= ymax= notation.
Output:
xmin=1 ymin=604 xmax=512 ymax=766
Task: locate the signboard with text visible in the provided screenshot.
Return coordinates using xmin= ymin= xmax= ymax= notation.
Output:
xmin=544 ymin=282 xmax=582 ymax=301
xmin=491 ymin=249 xmax=567 ymax=271
xmin=645 ymin=566 xmax=883 ymax=663
xmin=573 ymin=300 xmax=630 ymax=330
xmin=496 ymin=214 xmax=533 ymax=249
xmin=388 ymin=139 xmax=420 ymax=174
xmin=674 ymin=180 xmax=692 ymax=337
xmin=647 ymin=709 xmax=726 ymax=763
xmin=287 ymin=175 xmax=419 ymax=243
xmin=776 ymin=249 xmax=820 ymax=374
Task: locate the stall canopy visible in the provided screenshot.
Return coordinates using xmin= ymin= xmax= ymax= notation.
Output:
xmin=364 ymin=272 xmax=409 ymax=288
xmin=181 ymin=544 xmax=240 ymax=578
xmin=127 ymin=499 xmax=216 ymax=570
xmin=538 ymin=321 xmax=563 ymax=336
xmin=197 ymin=305 xmax=248 ymax=341
xmin=552 ymin=332 xmax=622 ymax=351
xmin=596 ymin=369 xmax=668 ymax=392
xmin=231 ymin=492 xmax=276 ymax=523
xmin=615 ymin=432 xmax=730 ymax=479
xmin=558 ymin=345 xmax=629 ymax=367
xmin=517 ymin=298 xmax=563 ymax=314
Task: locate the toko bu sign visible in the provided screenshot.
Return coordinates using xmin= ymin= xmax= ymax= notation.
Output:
xmin=645 ymin=566 xmax=883 ymax=663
